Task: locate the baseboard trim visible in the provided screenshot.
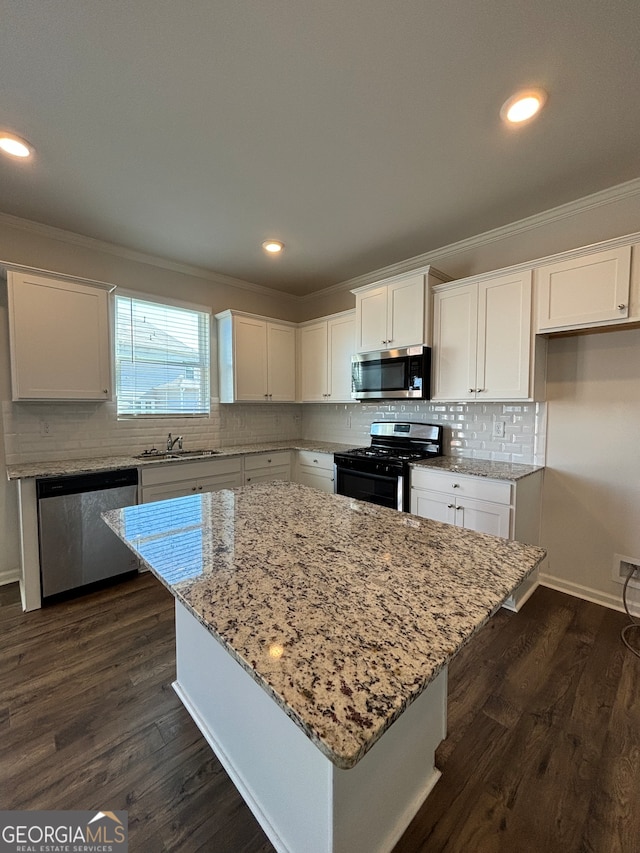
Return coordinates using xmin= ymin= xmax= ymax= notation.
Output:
xmin=539 ymin=573 xmax=640 ymax=617
xmin=0 ymin=567 xmax=20 ymax=587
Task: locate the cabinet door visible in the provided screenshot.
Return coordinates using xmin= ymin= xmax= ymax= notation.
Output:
xmin=432 ymin=284 xmax=478 ymax=401
xmin=244 ymin=465 xmax=291 ymax=485
xmin=410 ymin=489 xmax=457 ymax=525
xmin=536 ymin=246 xmax=631 ymax=331
xmin=477 ymin=271 xmax=532 ymax=400
xmin=8 ymin=272 xmax=111 ymax=401
xmin=457 ymin=496 xmax=511 ymax=538
xmin=355 ymin=287 xmax=388 ymax=352
xmin=234 ymin=316 xmax=268 ymax=401
xmin=297 ymin=466 xmax=334 ymax=493
xmin=267 ymin=323 xmax=296 ymax=401
xmin=387 ymin=275 xmax=425 ymax=348
xmin=327 ymin=314 xmax=355 ymax=402
xmin=299 ymin=322 xmax=328 ymax=401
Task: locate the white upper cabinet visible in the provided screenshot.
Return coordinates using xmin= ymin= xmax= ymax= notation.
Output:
xmin=216 ymin=310 xmax=296 ymax=403
xmin=433 ymin=270 xmax=538 ymax=401
xmin=299 ymin=311 xmax=355 ymax=403
xmin=535 ymin=245 xmax=632 ymax=332
xmin=7 ymin=271 xmax=112 ymax=401
xmin=353 ymin=267 xmax=449 ymax=353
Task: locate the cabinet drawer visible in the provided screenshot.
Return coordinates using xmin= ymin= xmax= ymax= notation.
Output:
xmin=244 ymin=451 xmax=291 ymax=471
xmin=297 ymin=450 xmax=334 ymax=471
xmin=411 ymin=468 xmax=512 ymax=505
xmin=140 ymin=456 xmax=242 ymax=487
xmin=244 ymin=465 xmax=290 ymax=485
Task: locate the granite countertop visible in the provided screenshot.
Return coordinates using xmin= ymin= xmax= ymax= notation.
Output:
xmin=103 ymin=481 xmax=546 ymax=769
xmin=413 ymin=456 xmax=544 ymax=481
xmin=5 ymin=440 xmax=361 ymax=481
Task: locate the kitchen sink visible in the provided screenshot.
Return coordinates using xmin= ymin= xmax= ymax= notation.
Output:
xmin=136 ymin=449 xmax=221 ymax=460
xmin=171 ymin=449 xmax=221 ymax=458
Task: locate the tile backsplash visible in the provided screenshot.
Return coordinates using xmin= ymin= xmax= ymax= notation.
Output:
xmin=2 ymin=398 xmax=545 ymax=467
xmin=302 ymin=401 xmax=546 ymax=466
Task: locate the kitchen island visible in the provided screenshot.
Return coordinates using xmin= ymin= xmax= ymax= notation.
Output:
xmin=103 ymin=481 xmax=545 ymax=853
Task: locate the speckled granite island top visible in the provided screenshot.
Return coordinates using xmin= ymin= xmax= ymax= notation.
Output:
xmin=413 ymin=456 xmax=544 ymax=481
xmin=103 ymin=482 xmax=545 ymax=769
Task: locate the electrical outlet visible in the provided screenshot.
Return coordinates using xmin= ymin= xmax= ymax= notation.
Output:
xmin=612 ymin=554 xmax=640 ymax=590
xmin=492 ymin=420 xmax=506 ymax=439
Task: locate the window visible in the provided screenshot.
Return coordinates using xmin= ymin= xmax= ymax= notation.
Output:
xmin=115 ymin=294 xmax=210 ymax=416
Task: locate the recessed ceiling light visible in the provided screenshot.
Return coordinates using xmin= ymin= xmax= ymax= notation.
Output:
xmin=0 ymin=131 xmax=33 ymax=159
xmin=500 ymin=89 xmax=547 ymax=125
xmin=262 ymin=240 xmax=284 ymax=254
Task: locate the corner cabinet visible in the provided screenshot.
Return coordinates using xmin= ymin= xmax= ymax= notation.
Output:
xmin=352 ymin=267 xmax=450 ymax=353
xmin=216 ymin=310 xmax=296 ymax=403
xmin=535 ymin=244 xmax=634 ymax=333
xmin=410 ymin=466 xmax=544 ymax=611
xmin=7 ymin=271 xmax=112 ymax=401
xmin=298 ymin=311 xmax=355 ymax=402
xmin=432 ymin=269 xmax=546 ymax=402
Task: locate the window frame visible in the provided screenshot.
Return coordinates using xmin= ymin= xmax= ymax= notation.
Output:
xmin=113 ymin=289 xmax=212 ymax=419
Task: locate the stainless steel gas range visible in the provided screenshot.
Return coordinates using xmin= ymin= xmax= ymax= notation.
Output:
xmin=334 ymin=421 xmax=443 ymax=512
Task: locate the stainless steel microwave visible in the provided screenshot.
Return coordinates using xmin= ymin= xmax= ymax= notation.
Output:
xmin=351 ymin=345 xmax=431 ymax=400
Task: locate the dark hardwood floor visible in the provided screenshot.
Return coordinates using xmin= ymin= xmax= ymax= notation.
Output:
xmin=1 ymin=575 xmax=638 ymax=852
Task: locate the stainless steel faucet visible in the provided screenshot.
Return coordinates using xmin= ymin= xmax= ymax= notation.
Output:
xmin=167 ymin=433 xmax=183 ymax=451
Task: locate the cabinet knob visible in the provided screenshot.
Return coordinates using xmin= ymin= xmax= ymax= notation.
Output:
xmin=468 ymin=388 xmax=476 ymax=393
xmin=267 ymin=458 xmax=272 ymax=463
xmin=247 ymin=477 xmax=252 ymax=482
xmin=313 ymin=459 xmax=318 ymax=464
xmin=477 ymin=388 xmax=486 ymax=393
xmin=452 ymin=483 xmax=459 ymax=488
xmin=618 ymin=304 xmax=627 ymax=310
xmin=103 ymin=389 xmax=109 ymax=394
xmin=456 ymin=505 xmax=463 ymax=511
xmin=264 ymin=394 xmax=269 ymax=398
xmin=447 ymin=503 xmax=455 ymax=509
xmin=198 ymin=485 xmax=203 ymax=491
xmin=191 ymin=486 xmax=197 ymax=492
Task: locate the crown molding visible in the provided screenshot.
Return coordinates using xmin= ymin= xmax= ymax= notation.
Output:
xmin=300 ymin=176 xmax=640 ymax=302
xmin=2 ymin=176 xmax=640 ymax=306
xmin=0 ymin=211 xmax=298 ymax=302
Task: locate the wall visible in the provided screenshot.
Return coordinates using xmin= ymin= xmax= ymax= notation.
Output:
xmin=540 ymin=328 xmax=640 ymax=613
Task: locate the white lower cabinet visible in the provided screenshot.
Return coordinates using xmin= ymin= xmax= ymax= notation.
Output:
xmin=295 ymin=450 xmax=335 ymax=494
xmin=243 ymin=452 xmax=291 ymax=485
xmin=140 ymin=457 xmax=243 ymax=503
xmin=410 ymin=466 xmax=544 ymax=610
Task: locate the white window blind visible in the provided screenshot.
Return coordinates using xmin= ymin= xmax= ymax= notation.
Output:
xmin=115 ymin=295 xmax=210 ymax=416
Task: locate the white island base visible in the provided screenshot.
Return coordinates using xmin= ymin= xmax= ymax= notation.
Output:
xmin=173 ymin=600 xmax=447 ymax=853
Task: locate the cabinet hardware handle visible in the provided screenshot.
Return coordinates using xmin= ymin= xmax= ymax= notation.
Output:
xmin=198 ymin=485 xmax=203 ymax=491
xmin=618 ymin=304 xmax=626 ymax=310
xmin=456 ymin=505 xmax=463 ymax=511
xmin=452 ymin=483 xmax=459 ymax=488
xmin=191 ymin=486 xmax=197 ymax=492
xmin=103 ymin=389 xmax=109 ymax=394
xmin=267 ymin=458 xmax=272 ymax=463
xmin=447 ymin=503 xmax=455 ymax=509
xmin=477 ymin=388 xmax=486 ymax=392
xmin=247 ymin=477 xmax=252 ymax=482
xmin=264 ymin=394 xmax=269 ymax=398
xmin=313 ymin=459 xmax=318 ymax=463
xmin=468 ymin=388 xmax=476 ymax=393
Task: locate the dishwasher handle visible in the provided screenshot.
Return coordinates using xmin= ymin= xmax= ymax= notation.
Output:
xmin=37 ymin=468 xmax=139 ymax=499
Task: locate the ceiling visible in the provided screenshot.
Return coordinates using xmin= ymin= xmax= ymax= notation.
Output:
xmin=1 ymin=1 xmax=640 ymax=296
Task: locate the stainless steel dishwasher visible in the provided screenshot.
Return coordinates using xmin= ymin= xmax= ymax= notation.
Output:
xmin=37 ymin=468 xmax=139 ymax=600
